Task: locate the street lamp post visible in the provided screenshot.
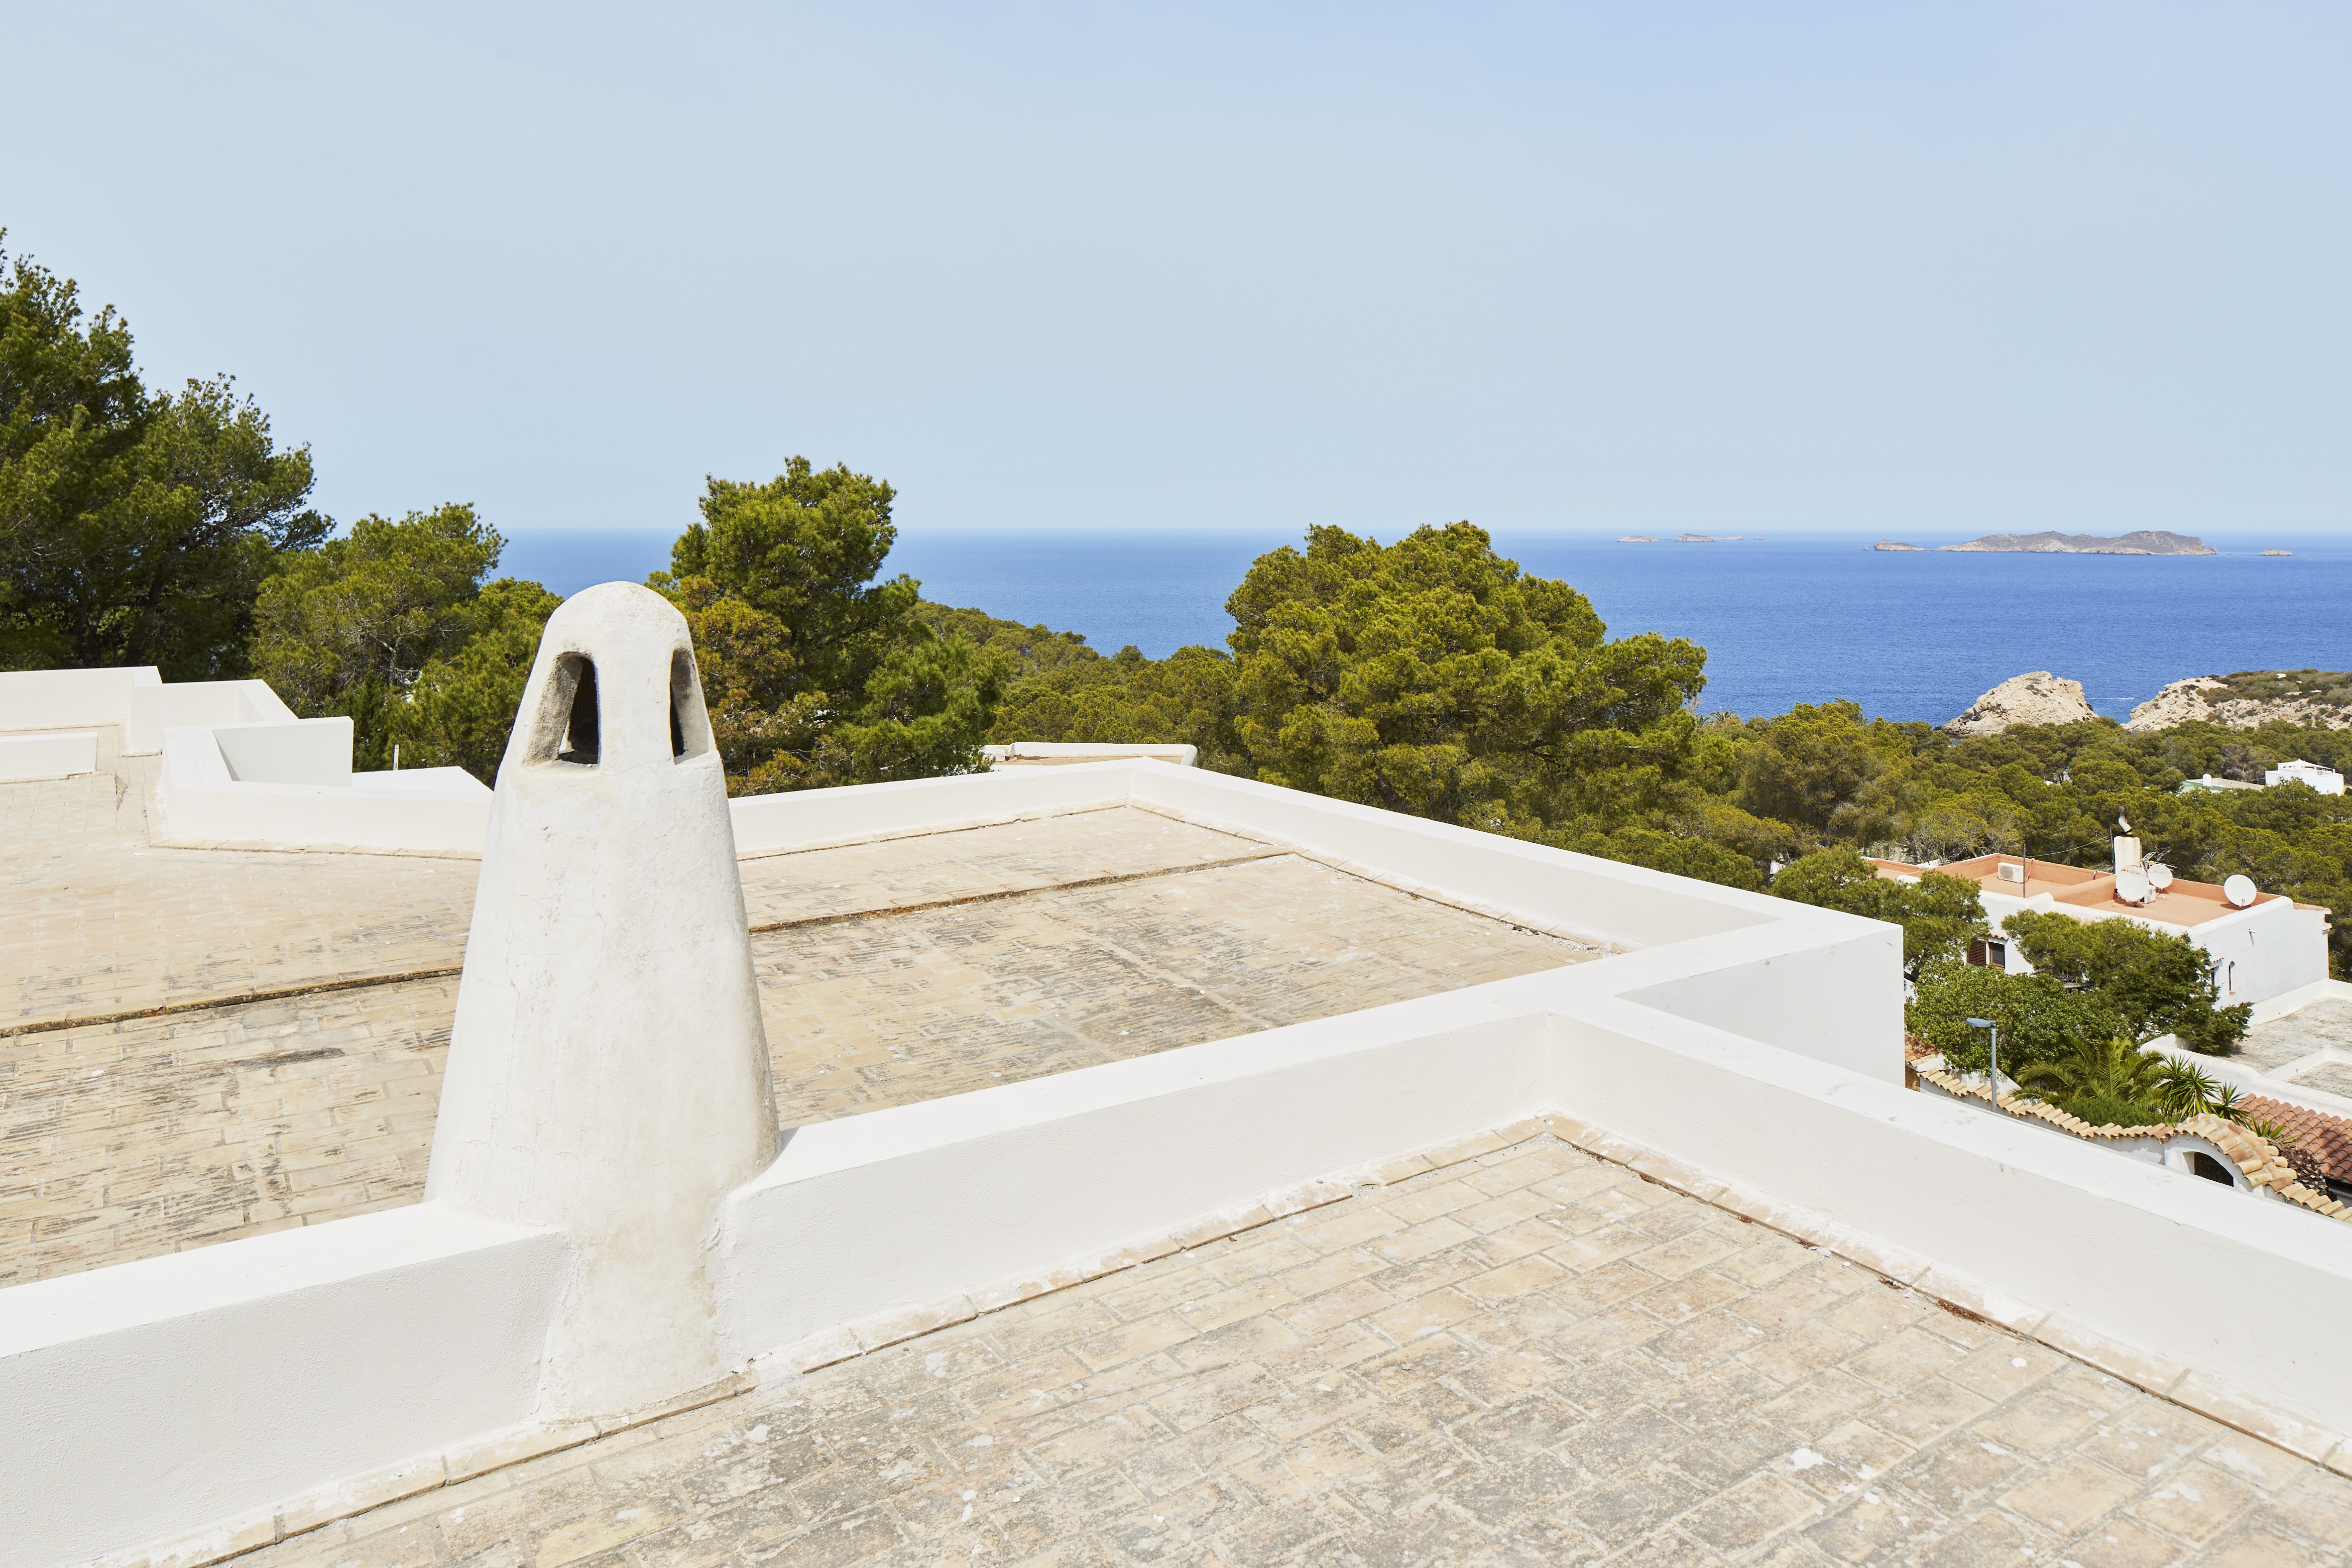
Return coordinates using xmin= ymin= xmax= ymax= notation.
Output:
xmin=1966 ymin=1016 xmax=1999 ymax=1105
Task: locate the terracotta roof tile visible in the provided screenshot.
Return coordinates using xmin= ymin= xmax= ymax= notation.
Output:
xmin=2239 ymin=1096 xmax=2352 ymax=1184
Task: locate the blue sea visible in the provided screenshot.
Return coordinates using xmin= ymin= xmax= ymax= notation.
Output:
xmin=498 ymin=529 xmax=2350 ymax=726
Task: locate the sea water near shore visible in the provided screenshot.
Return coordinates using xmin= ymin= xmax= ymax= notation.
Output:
xmin=499 ymin=529 xmax=2350 ymax=726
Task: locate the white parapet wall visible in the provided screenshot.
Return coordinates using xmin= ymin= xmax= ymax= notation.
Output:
xmin=982 ymin=740 xmax=1199 ymax=767
xmin=19 ymin=760 xmax=2352 ymax=1566
xmin=0 ymin=729 xmax=98 ymax=782
xmin=0 ymin=1206 xmax=568 ymax=1568
xmin=156 ymin=718 xmax=494 ymax=854
xmin=0 ymin=666 xmax=160 ymax=734
xmin=0 ymin=667 xmax=299 ymax=755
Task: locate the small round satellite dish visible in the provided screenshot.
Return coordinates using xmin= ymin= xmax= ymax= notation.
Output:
xmin=2116 ymin=869 xmax=2150 ymax=904
xmin=2224 ymin=874 xmax=2259 ymax=908
xmin=2148 ymin=864 xmax=2174 ymax=892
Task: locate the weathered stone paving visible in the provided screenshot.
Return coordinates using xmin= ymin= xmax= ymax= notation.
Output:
xmin=735 ymin=808 xmax=1265 ymax=928
xmin=239 ymin=1135 xmax=2352 ymax=1567
xmin=0 ymin=734 xmax=478 ymax=1030
xmin=0 ymin=977 xmax=454 ymax=1286
xmin=759 ymin=853 xmax=1586 ymax=1123
xmin=2 ymin=792 xmax=1579 ymax=1282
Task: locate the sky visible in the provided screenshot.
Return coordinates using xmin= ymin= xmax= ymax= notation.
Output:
xmin=7 ymin=3 xmax=2350 ymax=538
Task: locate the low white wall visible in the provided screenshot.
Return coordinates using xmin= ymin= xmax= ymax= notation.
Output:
xmin=1124 ymin=764 xmax=1781 ymax=950
xmin=0 ymin=666 xmax=158 ymax=733
xmin=0 ymin=1205 xmax=567 ymax=1568
xmin=984 ymin=741 xmax=1198 ymax=766
xmin=157 ymin=723 xmax=492 ymax=854
xmin=0 ymin=729 xmax=98 ymax=782
xmin=1556 ymin=997 xmax=2352 ymax=1448
xmin=728 ymin=765 xmax=1131 ymax=854
xmin=213 ymin=716 xmax=353 ymax=786
xmin=718 ymin=982 xmax=1558 ymax=1355
xmin=128 ymin=679 xmax=296 ymax=754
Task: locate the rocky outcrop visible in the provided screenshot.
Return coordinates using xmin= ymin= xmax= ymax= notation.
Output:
xmin=1937 ymin=530 xmax=2215 ymax=556
xmin=2126 ymin=678 xmax=2230 ymax=733
xmin=1873 ymin=541 xmax=1923 ymax=552
xmin=2127 ymin=673 xmax=2352 ymax=733
xmin=1942 ymin=672 xmax=2097 ymax=738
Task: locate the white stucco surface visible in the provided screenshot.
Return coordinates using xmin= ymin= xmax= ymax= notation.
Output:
xmin=0 ymin=1204 xmax=567 ymax=1568
xmin=426 ymin=583 xmax=780 ymax=1422
xmin=0 ymin=728 xmax=97 ymax=781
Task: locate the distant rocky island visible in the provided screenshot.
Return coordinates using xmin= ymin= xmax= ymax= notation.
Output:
xmin=1936 ymin=530 xmax=2215 ymax=556
xmin=1872 ymin=540 xmax=1922 ymax=552
xmin=2262 ymin=549 xmax=2293 ymax=557
xmin=1618 ymin=535 xmax=1657 ymax=543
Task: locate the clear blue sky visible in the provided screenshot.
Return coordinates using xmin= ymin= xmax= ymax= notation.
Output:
xmin=9 ymin=4 xmax=2349 ymax=537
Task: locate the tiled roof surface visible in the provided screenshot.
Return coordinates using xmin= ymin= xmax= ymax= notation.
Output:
xmin=2240 ymin=1095 xmax=2352 ymax=1185
xmin=1915 ymin=1067 xmax=2351 ymax=1222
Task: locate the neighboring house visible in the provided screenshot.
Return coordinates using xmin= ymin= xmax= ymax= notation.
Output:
xmin=1871 ymin=841 xmax=2331 ymax=1010
xmin=2175 ymin=759 xmax=2345 ymax=796
xmin=2267 ymin=758 xmax=2347 ymax=795
xmin=1914 ymin=1059 xmax=2352 ymax=1220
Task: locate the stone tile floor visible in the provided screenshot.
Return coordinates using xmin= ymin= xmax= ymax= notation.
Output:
xmin=239 ymin=1136 xmax=2352 ymax=1568
xmin=757 ymin=853 xmax=1587 ymax=1123
xmin=1 ymin=732 xmax=476 ymax=1029
xmin=3 ymin=784 xmax=1581 ymax=1280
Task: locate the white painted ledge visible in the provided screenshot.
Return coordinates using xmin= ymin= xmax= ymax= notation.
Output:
xmin=0 ymin=1204 xmax=567 ymax=1568
xmin=0 ymin=729 xmax=97 ymax=782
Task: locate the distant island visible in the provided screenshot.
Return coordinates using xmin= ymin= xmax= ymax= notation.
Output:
xmin=1618 ymin=535 xmax=1658 ymax=543
xmin=2262 ymin=549 xmax=2294 ymax=557
xmin=1872 ymin=540 xmax=1922 ymax=552
xmin=1936 ymin=530 xmax=2215 ymax=556
xmin=1676 ymin=533 xmax=1746 ymax=543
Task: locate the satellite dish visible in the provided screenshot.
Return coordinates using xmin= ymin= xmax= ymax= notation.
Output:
xmin=2116 ymin=869 xmax=2150 ymax=904
xmin=2224 ymin=874 xmax=2259 ymax=908
xmin=2148 ymin=864 xmax=2174 ymax=892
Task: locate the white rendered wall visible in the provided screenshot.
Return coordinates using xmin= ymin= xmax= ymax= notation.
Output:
xmin=0 ymin=729 xmax=97 ymax=782
xmin=1988 ymin=889 xmax=2326 ymax=1008
xmin=0 ymin=665 xmax=157 ymax=732
xmin=156 ymin=722 xmax=492 ymax=854
xmin=0 ymin=1206 xmax=566 ymax=1568
xmin=1554 ymin=998 xmax=2352 ymax=1449
xmin=718 ymin=985 xmax=1559 ymax=1356
xmin=212 ymin=716 xmax=353 ymax=785
xmin=128 ymin=678 xmax=297 ymax=754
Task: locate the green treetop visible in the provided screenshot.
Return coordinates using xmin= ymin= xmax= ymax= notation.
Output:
xmin=1223 ymin=523 xmax=1708 ymax=836
xmin=654 ymin=459 xmax=1003 ymax=792
xmin=1 ymin=238 xmax=326 ymax=675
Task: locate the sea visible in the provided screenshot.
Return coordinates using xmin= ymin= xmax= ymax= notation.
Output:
xmin=498 ymin=529 xmax=2350 ymax=726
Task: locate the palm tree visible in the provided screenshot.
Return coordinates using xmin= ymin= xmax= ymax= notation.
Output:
xmin=2016 ymin=1036 xmax=2177 ymax=1126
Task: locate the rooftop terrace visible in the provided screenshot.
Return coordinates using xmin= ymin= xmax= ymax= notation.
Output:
xmin=236 ymin=1129 xmax=2352 ymax=1568
xmin=1 ymin=732 xmax=1589 ymax=1286
xmin=11 ymin=647 xmax=2352 ymax=1568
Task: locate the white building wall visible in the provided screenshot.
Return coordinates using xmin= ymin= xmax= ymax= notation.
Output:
xmin=1986 ymin=890 xmax=2326 ymax=1008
